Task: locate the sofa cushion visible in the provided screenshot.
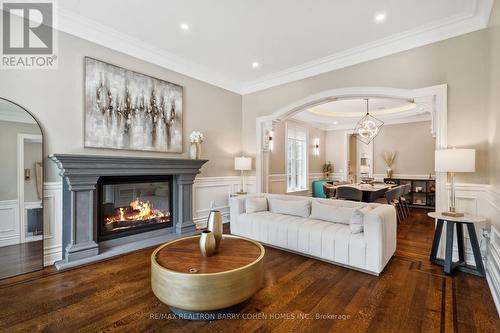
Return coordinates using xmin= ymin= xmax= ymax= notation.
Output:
xmin=350 ymin=205 xmax=373 ymax=234
xmin=310 ymin=200 xmax=360 ymax=224
xmin=245 ymin=197 xmax=268 ymax=213
xmin=268 ymin=197 xmax=310 ymax=218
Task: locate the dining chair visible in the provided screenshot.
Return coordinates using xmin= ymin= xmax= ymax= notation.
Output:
xmin=384 ymin=186 xmax=404 ymax=223
xmin=322 ymin=184 xmax=336 ymax=199
xmin=336 ymin=186 xmax=363 ymax=202
xmin=399 ymin=183 xmax=411 ymax=218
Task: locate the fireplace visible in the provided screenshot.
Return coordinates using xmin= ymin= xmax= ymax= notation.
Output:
xmin=98 ymin=176 xmax=173 ymax=241
xmin=49 ymin=154 xmax=207 ymax=268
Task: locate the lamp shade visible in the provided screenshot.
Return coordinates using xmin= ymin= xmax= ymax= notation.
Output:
xmin=234 ymin=157 xmax=252 ymax=171
xmin=435 ymin=149 xmax=475 ymax=172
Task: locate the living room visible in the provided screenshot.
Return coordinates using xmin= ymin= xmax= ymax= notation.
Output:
xmin=0 ymin=0 xmax=499 ymax=332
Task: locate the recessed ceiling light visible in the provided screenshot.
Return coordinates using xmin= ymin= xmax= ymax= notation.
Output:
xmin=375 ymin=13 xmax=386 ymax=22
xmin=332 ymin=121 xmax=338 ymax=125
xmin=252 ymin=62 xmax=259 ymax=68
xmin=180 ymin=23 xmax=189 ymax=31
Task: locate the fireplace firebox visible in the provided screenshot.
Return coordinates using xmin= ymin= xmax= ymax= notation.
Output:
xmin=98 ymin=175 xmax=173 ymax=241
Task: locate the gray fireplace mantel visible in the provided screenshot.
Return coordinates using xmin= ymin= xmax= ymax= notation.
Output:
xmin=49 ymin=154 xmax=208 ymax=266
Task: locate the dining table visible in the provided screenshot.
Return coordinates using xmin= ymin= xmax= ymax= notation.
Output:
xmin=326 ymin=182 xmax=396 ymax=202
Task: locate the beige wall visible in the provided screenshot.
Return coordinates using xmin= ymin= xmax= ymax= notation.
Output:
xmin=373 ymin=121 xmax=435 ymax=175
xmin=489 ymin=2 xmax=500 ymax=189
xmin=324 ymin=121 xmax=435 ymax=177
xmin=242 ymin=25 xmax=492 ymax=184
xmin=0 ymin=121 xmax=41 ymax=201
xmin=0 ymin=29 xmax=242 ymax=181
xmin=269 ymin=119 xmax=326 ymax=174
xmin=325 ymin=130 xmax=346 ymax=174
xmin=24 ymin=142 xmax=42 ymax=202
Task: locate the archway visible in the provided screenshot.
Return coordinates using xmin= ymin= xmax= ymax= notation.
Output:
xmin=255 ymin=84 xmax=448 ymax=213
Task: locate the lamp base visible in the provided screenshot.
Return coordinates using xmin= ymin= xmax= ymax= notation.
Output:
xmin=442 ymin=211 xmax=464 ymax=218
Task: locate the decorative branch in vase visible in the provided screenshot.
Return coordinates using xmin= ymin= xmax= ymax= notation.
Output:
xmin=189 ymin=131 xmax=204 ymax=159
xmin=382 ymin=151 xmax=397 ymax=178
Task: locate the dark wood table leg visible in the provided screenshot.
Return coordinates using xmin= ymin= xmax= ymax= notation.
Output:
xmin=456 ymin=222 xmax=465 ymax=263
xmin=430 ymin=219 xmax=444 ymax=262
xmin=466 ymin=223 xmax=485 ymax=277
xmin=444 ymin=221 xmax=454 ymax=274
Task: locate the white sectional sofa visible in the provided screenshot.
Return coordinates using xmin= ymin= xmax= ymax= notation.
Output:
xmin=229 ymin=193 xmax=397 ymax=275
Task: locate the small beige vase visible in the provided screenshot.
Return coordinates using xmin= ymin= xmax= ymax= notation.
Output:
xmin=199 ymin=230 xmax=216 ymax=257
xmin=207 ymin=210 xmax=223 ymax=250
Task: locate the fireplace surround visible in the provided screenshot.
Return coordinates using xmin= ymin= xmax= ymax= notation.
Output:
xmin=50 ymin=154 xmax=207 ymax=269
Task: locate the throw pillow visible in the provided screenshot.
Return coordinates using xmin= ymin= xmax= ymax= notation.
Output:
xmin=309 ymin=200 xmax=359 ymax=224
xmin=268 ymin=198 xmax=310 ymax=217
xmin=245 ymin=197 xmax=268 ymax=213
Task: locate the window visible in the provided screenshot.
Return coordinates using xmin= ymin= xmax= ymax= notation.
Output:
xmin=286 ymin=125 xmax=308 ymax=192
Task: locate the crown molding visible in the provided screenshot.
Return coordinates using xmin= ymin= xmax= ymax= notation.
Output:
xmin=54 ymin=1 xmax=492 ymax=95
xmin=55 ymin=8 xmax=242 ymax=93
xmin=240 ymin=0 xmax=493 ymax=94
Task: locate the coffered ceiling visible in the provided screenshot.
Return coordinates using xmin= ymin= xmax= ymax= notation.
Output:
xmin=56 ymin=0 xmax=493 ymax=93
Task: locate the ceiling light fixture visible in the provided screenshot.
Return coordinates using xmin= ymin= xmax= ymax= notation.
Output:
xmin=180 ymin=23 xmax=189 ymax=31
xmin=375 ymin=13 xmax=386 ymax=22
xmin=354 ymin=99 xmax=384 ymax=144
xmin=252 ymin=62 xmax=259 ymax=68
xmin=332 ymin=121 xmax=338 ymax=125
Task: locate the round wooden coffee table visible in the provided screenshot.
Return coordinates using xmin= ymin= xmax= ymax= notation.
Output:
xmin=151 ymin=234 xmax=265 ymax=317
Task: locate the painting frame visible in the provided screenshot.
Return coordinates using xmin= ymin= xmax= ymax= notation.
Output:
xmin=84 ymin=56 xmax=183 ymax=153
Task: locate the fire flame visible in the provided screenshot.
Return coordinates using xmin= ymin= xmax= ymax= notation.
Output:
xmin=105 ymin=198 xmax=168 ymax=224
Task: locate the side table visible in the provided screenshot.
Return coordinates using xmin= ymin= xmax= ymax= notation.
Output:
xmin=428 ymin=212 xmax=486 ymax=277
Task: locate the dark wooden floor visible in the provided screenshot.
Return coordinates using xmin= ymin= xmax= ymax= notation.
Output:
xmin=0 ymin=240 xmax=43 ymax=280
xmin=0 ymin=210 xmax=498 ymax=332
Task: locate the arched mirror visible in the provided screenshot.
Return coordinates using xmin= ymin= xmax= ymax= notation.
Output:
xmin=0 ymin=98 xmax=43 ymax=279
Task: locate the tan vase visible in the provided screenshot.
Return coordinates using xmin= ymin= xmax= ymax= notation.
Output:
xmin=199 ymin=230 xmax=216 ymax=257
xmin=386 ymin=167 xmax=393 ymax=178
xmin=207 ymin=210 xmax=223 ymax=250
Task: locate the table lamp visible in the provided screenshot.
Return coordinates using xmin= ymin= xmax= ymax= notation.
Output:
xmin=234 ymin=157 xmax=252 ymax=194
xmin=435 ymin=148 xmax=475 ymax=217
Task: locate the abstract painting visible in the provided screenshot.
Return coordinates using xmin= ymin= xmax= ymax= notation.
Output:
xmin=84 ymin=57 xmax=183 ymax=152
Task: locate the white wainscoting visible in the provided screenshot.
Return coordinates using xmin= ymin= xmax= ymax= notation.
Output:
xmin=449 ymin=184 xmax=500 ymax=315
xmin=372 ymin=173 xmax=435 ymax=181
xmin=268 ymin=173 xmax=324 ymax=195
xmin=193 ymin=176 xmax=256 ymax=229
xmin=0 ymin=199 xmax=19 ymax=247
xmin=43 ymin=182 xmax=63 ymax=265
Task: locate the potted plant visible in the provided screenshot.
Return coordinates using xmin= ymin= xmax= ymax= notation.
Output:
xmin=322 ymin=161 xmax=333 ymax=179
xmin=189 ymin=131 xmax=204 ymax=159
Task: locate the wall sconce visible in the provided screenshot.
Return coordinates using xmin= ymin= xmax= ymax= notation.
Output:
xmin=268 ymin=130 xmax=274 ymax=151
xmin=314 ymin=138 xmax=320 ymax=156
xmin=24 ymin=168 xmax=31 ymax=181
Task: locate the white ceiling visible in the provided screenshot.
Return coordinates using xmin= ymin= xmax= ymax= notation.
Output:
xmin=56 ymin=0 xmax=493 ymax=93
xmin=292 ymin=97 xmax=431 ymax=130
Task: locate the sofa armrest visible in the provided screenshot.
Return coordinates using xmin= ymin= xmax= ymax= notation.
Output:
xmin=363 ymin=204 xmax=397 ymax=274
xmin=229 ymin=196 xmax=246 ymax=233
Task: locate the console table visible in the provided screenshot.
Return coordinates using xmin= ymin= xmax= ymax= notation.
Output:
xmin=428 ymin=212 xmax=486 ymax=277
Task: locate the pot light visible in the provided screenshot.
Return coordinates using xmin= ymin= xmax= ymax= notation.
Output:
xmin=375 ymin=13 xmax=386 ymax=22
xmin=332 ymin=121 xmax=338 ymax=125
xmin=180 ymin=23 xmax=189 ymax=31
xmin=252 ymin=62 xmax=259 ymax=68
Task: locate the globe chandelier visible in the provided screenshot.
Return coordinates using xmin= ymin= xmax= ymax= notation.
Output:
xmin=354 ymin=98 xmax=384 ymax=144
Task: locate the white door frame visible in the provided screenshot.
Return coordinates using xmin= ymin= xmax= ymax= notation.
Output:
xmin=256 ymin=85 xmax=447 ymax=213
xmin=17 ymin=133 xmax=43 ymax=243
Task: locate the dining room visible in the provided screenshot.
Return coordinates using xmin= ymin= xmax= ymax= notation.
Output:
xmin=266 ymin=96 xmax=437 ymax=221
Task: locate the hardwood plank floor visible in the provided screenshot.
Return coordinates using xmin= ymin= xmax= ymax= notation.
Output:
xmin=0 ymin=210 xmax=498 ymax=332
xmin=0 ymin=240 xmax=43 ymax=280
